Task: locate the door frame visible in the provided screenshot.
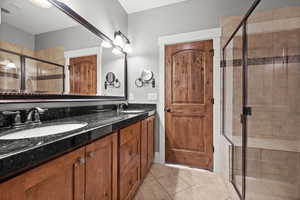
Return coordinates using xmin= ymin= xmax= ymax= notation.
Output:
xmin=157 ymin=28 xmax=222 ymax=172
xmin=64 ymin=47 xmax=102 ymax=95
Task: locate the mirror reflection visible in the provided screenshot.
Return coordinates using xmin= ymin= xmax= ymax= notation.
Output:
xmin=0 ymin=0 xmax=125 ymax=97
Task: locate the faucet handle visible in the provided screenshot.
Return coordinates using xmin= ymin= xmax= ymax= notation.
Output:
xmin=2 ymin=111 xmax=22 ymax=127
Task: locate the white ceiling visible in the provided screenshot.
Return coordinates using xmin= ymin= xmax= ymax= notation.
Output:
xmin=118 ymin=0 xmax=188 ymax=14
xmin=0 ymin=0 xmax=77 ymax=35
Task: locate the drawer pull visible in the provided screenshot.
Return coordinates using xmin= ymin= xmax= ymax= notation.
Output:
xmin=78 ymin=157 xmax=86 ymax=164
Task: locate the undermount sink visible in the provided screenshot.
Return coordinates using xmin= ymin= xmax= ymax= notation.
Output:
xmin=121 ymin=110 xmax=146 ymax=114
xmin=0 ymin=123 xmax=88 ymax=140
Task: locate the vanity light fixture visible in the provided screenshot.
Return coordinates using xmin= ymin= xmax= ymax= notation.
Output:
xmin=101 ymin=40 xmax=113 ymax=48
xmin=113 ymin=31 xmax=133 ymax=53
xmin=112 ymin=47 xmax=122 ymax=55
xmin=113 ymin=34 xmax=124 ymax=48
xmin=123 ymin=43 xmax=132 ymax=53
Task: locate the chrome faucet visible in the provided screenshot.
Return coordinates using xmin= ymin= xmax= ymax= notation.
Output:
xmin=117 ymin=102 xmax=128 ymax=114
xmin=26 ymin=107 xmax=47 ymax=125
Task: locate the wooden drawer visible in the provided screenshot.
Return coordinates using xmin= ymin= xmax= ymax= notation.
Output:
xmin=119 ymin=161 xmax=140 ymax=200
xmin=119 ymin=122 xmax=141 ymax=174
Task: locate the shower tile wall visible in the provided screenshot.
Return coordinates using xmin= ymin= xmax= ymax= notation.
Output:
xmin=222 ymin=5 xmax=300 ymax=200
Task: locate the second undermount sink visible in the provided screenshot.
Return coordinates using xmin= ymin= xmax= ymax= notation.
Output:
xmin=0 ymin=123 xmax=88 ymax=140
xmin=121 ymin=110 xmax=147 ymax=114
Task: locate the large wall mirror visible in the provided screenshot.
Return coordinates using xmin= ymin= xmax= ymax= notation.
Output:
xmin=0 ymin=0 xmax=126 ymax=102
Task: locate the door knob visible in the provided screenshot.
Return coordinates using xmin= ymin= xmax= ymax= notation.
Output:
xmin=164 ymin=108 xmax=171 ymax=112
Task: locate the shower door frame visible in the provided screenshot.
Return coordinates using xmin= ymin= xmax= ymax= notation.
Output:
xmin=221 ymin=0 xmax=261 ymax=199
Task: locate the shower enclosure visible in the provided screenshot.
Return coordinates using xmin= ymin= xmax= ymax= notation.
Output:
xmin=222 ymin=0 xmax=300 ymax=199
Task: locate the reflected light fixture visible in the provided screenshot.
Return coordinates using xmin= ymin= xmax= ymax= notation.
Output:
xmin=29 ymin=0 xmax=70 ymax=8
xmin=112 ymin=47 xmax=122 ymax=55
xmin=29 ymin=0 xmax=53 ymax=8
xmin=0 ymin=59 xmax=16 ymax=69
xmin=101 ymin=40 xmax=113 ymax=48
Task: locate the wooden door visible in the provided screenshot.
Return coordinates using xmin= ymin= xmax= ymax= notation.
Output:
xmin=69 ymin=55 xmax=97 ymax=95
xmin=85 ymin=133 xmax=118 ymax=200
xmin=165 ymin=40 xmax=213 ymax=169
xmin=0 ymin=147 xmax=86 ymax=200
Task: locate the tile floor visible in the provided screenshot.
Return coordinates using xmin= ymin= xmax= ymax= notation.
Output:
xmin=134 ymin=164 xmax=238 ymax=200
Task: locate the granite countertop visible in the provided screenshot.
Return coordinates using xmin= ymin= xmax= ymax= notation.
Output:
xmin=0 ymin=109 xmax=155 ymax=182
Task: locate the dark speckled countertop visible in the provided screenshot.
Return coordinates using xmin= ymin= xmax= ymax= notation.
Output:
xmin=0 ymin=108 xmax=155 ymax=182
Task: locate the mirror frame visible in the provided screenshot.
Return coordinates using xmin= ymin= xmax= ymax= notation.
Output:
xmin=0 ymin=0 xmax=128 ymax=104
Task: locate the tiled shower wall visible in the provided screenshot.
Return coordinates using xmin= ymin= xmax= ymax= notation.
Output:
xmin=222 ymin=6 xmax=300 ymax=200
xmin=0 ymin=40 xmax=64 ymax=93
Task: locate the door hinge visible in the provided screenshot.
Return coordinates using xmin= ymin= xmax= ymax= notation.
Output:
xmin=213 ymin=146 xmax=215 ymax=153
xmin=211 ymin=98 xmax=215 ymax=104
xmin=210 ymin=49 xmax=215 ymax=57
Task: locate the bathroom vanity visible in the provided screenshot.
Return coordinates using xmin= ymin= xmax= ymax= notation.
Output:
xmin=0 ymin=109 xmax=155 ymax=200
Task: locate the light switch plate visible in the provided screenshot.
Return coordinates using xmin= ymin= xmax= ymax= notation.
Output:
xmin=148 ymin=93 xmax=157 ymax=101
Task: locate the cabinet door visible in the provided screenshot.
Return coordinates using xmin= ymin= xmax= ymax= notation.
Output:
xmin=85 ymin=133 xmax=118 ymax=200
xmin=119 ymin=122 xmax=141 ymax=200
xmin=140 ymin=119 xmax=148 ymax=180
xmin=147 ymin=116 xmax=155 ymax=169
xmin=0 ymin=147 xmax=86 ymax=200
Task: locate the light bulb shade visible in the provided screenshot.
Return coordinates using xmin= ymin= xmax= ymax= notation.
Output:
xmin=101 ymin=40 xmax=112 ymax=48
xmin=57 ymin=0 xmax=70 ymax=3
xmin=113 ymin=34 xmax=124 ymax=48
xmin=123 ymin=43 xmax=132 ymax=53
xmin=112 ymin=48 xmax=122 ymax=55
xmin=6 ymin=62 xmax=16 ymax=69
xmin=29 ymin=0 xmax=53 ymax=8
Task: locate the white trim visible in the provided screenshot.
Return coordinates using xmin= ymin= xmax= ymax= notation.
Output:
xmin=64 ymin=47 xmax=102 ymax=95
xmin=157 ymin=28 xmax=222 ymax=173
xmin=153 ymin=152 xmax=161 ymax=163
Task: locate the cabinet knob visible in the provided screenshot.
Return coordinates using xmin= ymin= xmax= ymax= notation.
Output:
xmin=78 ymin=157 xmax=86 ymax=164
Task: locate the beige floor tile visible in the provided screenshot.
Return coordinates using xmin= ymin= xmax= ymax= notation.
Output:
xmin=155 ymin=173 xmax=192 ymax=195
xmin=134 ymin=178 xmax=172 ymax=200
xmin=172 ymin=185 xmax=231 ymax=200
xmin=150 ymin=164 xmax=179 ymax=178
xmin=136 ymin=164 xmax=236 ymax=200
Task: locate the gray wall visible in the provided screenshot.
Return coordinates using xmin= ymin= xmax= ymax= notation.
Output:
xmin=0 ymin=23 xmax=35 ymax=50
xmin=127 ymin=0 xmax=300 ymax=151
xmin=35 ymin=25 xmax=101 ymax=51
xmin=127 ymin=0 xmax=300 ymax=103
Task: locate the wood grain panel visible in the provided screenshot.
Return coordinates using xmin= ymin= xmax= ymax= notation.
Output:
xmin=165 ymin=40 xmax=213 ymax=169
xmin=69 ymin=55 xmax=97 ymax=95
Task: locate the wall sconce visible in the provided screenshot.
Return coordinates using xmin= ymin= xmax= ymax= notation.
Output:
xmin=135 ymin=69 xmax=155 ymax=88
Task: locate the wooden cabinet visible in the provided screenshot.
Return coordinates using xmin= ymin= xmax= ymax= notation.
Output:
xmin=0 ymin=133 xmax=118 ymax=200
xmin=0 ymin=147 xmax=86 ymax=200
xmin=85 ymin=133 xmax=118 ymax=200
xmin=119 ymin=122 xmax=141 ymax=200
xmin=0 ymin=116 xmax=156 ymax=200
xmin=141 ymin=116 xmax=155 ymax=180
